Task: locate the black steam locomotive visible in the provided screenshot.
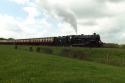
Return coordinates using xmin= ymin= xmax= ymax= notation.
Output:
xmin=0 ymin=33 xmax=103 ymax=47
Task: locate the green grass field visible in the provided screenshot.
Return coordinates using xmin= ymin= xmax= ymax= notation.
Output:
xmin=0 ymin=45 xmax=125 ymax=83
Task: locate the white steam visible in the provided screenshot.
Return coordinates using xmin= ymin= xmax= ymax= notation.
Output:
xmin=37 ymin=0 xmax=77 ymax=34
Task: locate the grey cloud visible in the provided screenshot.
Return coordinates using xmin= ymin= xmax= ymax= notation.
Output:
xmin=107 ymin=0 xmax=125 ymax=2
xmin=96 ymin=0 xmax=124 ymax=3
xmin=73 ymin=8 xmax=112 ymax=19
xmin=79 ymin=21 xmax=97 ymax=26
xmin=36 ymin=0 xmax=125 ymax=44
xmin=101 ymin=31 xmax=124 ymax=44
xmin=38 ymin=0 xmax=78 ymax=34
xmin=99 ymin=16 xmax=125 ymax=44
xmin=8 ymin=25 xmax=22 ymax=32
xmin=70 ymin=0 xmax=125 ymax=43
xmin=109 ymin=0 xmax=124 ymax=2
xmin=71 ymin=0 xmax=113 ymax=19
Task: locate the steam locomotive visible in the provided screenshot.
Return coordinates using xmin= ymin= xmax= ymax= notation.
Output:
xmin=0 ymin=33 xmax=103 ymax=47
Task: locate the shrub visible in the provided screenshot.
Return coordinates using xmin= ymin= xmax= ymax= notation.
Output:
xmin=36 ymin=47 xmax=40 ymax=52
xmin=61 ymin=48 xmax=88 ymax=59
xmin=34 ymin=47 xmax=53 ymax=54
xmin=14 ymin=45 xmax=18 ymax=50
xmin=103 ymin=43 xmax=120 ymax=48
xmin=39 ymin=47 xmax=53 ymax=54
xmin=29 ymin=47 xmax=33 ymax=52
xmin=61 ymin=48 xmax=71 ymax=57
xmin=120 ymin=44 xmax=125 ymax=48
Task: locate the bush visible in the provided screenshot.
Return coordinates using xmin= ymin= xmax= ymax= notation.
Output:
xmin=36 ymin=47 xmax=40 ymax=52
xmin=14 ymin=45 xmax=18 ymax=50
xmin=61 ymin=48 xmax=71 ymax=57
xmin=37 ymin=47 xmax=53 ymax=54
xmin=103 ymin=43 xmax=120 ymax=48
xmin=61 ymin=48 xmax=88 ymax=59
xmin=42 ymin=48 xmax=53 ymax=54
xmin=29 ymin=47 xmax=33 ymax=52
xmin=120 ymin=44 xmax=125 ymax=48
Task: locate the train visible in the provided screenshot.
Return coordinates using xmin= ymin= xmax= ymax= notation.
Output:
xmin=0 ymin=33 xmax=103 ymax=47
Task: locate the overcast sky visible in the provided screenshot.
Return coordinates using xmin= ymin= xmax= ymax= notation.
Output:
xmin=0 ymin=0 xmax=125 ymax=44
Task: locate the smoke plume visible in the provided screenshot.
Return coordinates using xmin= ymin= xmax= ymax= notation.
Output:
xmin=37 ymin=0 xmax=77 ymax=34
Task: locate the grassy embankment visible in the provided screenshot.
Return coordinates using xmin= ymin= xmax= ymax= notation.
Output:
xmin=0 ymin=45 xmax=125 ymax=83
xmin=19 ymin=46 xmax=125 ymax=66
